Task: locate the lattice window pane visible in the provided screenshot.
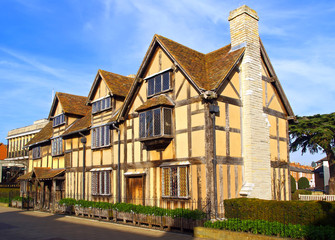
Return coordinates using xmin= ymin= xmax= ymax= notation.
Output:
xmin=179 ymin=167 xmax=188 ymax=197
xmin=106 ymin=171 xmax=111 ymax=195
xmin=171 ymin=167 xmax=178 ymax=197
xmin=146 ymin=110 xmax=153 ymax=137
xmin=105 ymin=126 xmax=110 ymax=146
xmin=154 ymin=75 xmax=161 ymax=94
xmin=163 ymin=168 xmax=170 ymax=196
xmin=106 ymin=97 xmax=111 ymax=108
xmin=101 ymin=126 xmax=105 ymax=146
xmin=139 ymin=113 xmax=145 ymax=138
xmin=92 ymin=102 xmax=97 ymax=113
xmin=148 ymin=78 xmax=154 ymax=96
xmin=96 ymin=128 xmax=100 ymax=147
xmin=153 ymin=108 xmax=161 ymax=136
xmin=92 ymin=172 xmax=98 ymax=195
xmin=162 ymin=72 xmax=170 ymax=91
xmin=163 ymin=108 xmax=172 ymax=135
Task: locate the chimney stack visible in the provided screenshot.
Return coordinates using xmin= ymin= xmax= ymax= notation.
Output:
xmin=229 ymin=6 xmax=272 ymax=200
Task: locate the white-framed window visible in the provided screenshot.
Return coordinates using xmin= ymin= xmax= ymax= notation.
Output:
xmin=147 ymin=70 xmax=170 ymax=97
xmin=92 ymin=96 xmax=111 ymax=114
xmin=32 ymin=146 xmax=41 ymax=159
xmin=53 ymin=113 xmax=65 ymax=127
xmin=162 ymin=166 xmax=189 ymax=198
xmin=92 ymin=125 xmax=110 ymax=148
xmin=139 ymin=107 xmax=172 ymax=139
xmin=52 ymin=137 xmax=63 ymax=156
xmin=91 ymin=171 xmax=111 ymax=195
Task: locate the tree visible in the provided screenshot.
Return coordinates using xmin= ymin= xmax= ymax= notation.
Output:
xmin=298 ymin=177 xmax=310 ymax=189
xmin=289 ymin=113 xmax=335 ymax=194
xmin=290 ymin=175 xmax=296 ymax=193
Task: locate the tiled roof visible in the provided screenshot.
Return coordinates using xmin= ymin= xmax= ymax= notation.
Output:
xmin=57 ymin=92 xmax=90 ymax=117
xmin=18 ymin=168 xmax=65 ymax=180
xmin=156 ymin=35 xmax=245 ymax=90
xmin=62 ymin=112 xmax=91 ymax=136
xmin=135 ymin=95 xmax=175 ymax=112
xmin=99 ymin=70 xmax=134 ymax=97
xmin=26 ymin=121 xmax=53 ymax=147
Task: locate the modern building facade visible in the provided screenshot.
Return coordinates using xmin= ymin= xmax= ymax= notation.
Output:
xmin=19 ymin=5 xmax=294 ymax=214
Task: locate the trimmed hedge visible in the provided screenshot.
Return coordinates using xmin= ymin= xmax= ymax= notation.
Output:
xmin=298 ymin=177 xmax=310 ymax=189
xmin=224 ymin=198 xmax=335 ymax=226
xmin=58 ymin=199 xmax=206 ymax=220
xmin=204 ymin=218 xmax=335 ymax=240
xmin=292 ymin=189 xmax=312 ymax=201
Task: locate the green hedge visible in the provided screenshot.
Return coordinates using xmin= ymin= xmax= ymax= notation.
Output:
xmin=224 ymin=198 xmax=335 ymax=226
xmin=291 ymin=175 xmax=296 ymax=193
xmin=58 ymin=199 xmax=206 ymax=220
xmin=298 ymin=177 xmax=310 ymax=189
xmin=204 ymin=218 xmax=335 ymax=240
xmin=292 ymin=189 xmax=312 ymax=201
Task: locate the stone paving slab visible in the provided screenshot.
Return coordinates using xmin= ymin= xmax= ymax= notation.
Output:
xmin=0 ymin=207 xmax=201 ymax=240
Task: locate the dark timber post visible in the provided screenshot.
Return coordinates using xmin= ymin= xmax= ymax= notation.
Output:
xmin=112 ymin=123 xmax=121 ymax=203
xmin=209 ymin=103 xmax=219 ymax=219
xmin=80 ymin=134 xmax=87 ymax=200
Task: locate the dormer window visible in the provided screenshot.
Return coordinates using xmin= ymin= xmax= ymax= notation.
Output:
xmin=146 ymin=69 xmax=171 ymax=97
xmin=92 ymin=96 xmax=111 ymax=114
xmin=53 ymin=113 xmax=65 ymax=127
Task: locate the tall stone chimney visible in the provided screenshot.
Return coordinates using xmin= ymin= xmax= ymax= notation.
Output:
xmin=229 ymin=5 xmax=272 ymax=199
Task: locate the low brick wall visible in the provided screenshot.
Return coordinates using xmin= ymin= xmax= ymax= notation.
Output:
xmin=194 ymin=227 xmax=290 ymax=240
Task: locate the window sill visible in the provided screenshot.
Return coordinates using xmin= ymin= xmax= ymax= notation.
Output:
xmin=53 ymin=123 xmax=66 ymax=128
xmin=92 ymin=194 xmax=112 ymax=196
xmin=91 ymin=145 xmax=111 ymax=151
xmin=32 ymin=157 xmax=41 ymax=160
xmin=92 ymin=107 xmax=112 ymax=115
xmin=52 ymin=153 xmax=64 ymax=157
xmin=139 ymin=136 xmax=172 ymax=150
xmin=162 ymin=196 xmax=190 ymax=200
xmin=147 ymin=89 xmax=173 ymax=99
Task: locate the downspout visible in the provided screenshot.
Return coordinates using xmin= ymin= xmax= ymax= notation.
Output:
xmin=112 ymin=123 xmax=121 ymax=203
xmin=79 ymin=132 xmax=86 ymax=200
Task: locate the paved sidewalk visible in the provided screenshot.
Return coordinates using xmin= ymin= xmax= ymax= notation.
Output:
xmin=0 ymin=207 xmax=200 ymax=240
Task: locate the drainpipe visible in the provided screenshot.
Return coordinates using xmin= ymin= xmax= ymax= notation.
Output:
xmin=79 ymin=132 xmax=86 ymax=200
xmin=112 ymin=123 xmax=121 ymax=203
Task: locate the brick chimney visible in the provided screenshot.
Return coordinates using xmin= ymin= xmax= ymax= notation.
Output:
xmin=229 ymin=5 xmax=272 ymax=199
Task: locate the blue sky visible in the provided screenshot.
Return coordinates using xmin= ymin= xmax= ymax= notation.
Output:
xmin=1 ymin=0 xmax=334 ymax=165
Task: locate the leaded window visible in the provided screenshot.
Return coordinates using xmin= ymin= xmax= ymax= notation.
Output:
xmin=92 ymin=96 xmax=111 ymax=114
xmin=91 ymin=171 xmax=111 ymax=196
xmin=92 ymin=125 xmax=110 ymax=148
xmin=53 ymin=113 xmax=65 ymax=127
xmin=162 ymin=166 xmax=188 ymax=198
xmin=139 ymin=107 xmax=172 ymax=139
xmin=32 ymin=146 xmax=41 ymax=159
xmin=147 ymin=71 xmax=170 ymax=97
xmin=52 ymin=137 xmax=63 ymax=156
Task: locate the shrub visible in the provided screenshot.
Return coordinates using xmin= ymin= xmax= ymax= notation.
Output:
xmin=204 ymin=218 xmax=335 ymax=240
xmin=59 ymin=198 xmax=77 ymax=206
xmin=298 ymin=177 xmax=310 ymax=189
xmin=292 ymin=189 xmax=312 ymax=201
xmin=224 ymin=198 xmax=335 ymax=226
xmin=291 ymin=175 xmax=296 ymax=193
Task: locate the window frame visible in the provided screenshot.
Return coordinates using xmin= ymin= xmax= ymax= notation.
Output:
xmin=146 ymin=69 xmax=171 ymax=98
xmin=161 ymin=165 xmax=189 ymax=199
xmin=91 ymin=125 xmax=111 ymax=149
xmin=32 ymin=146 xmax=41 ymax=159
xmin=139 ymin=107 xmax=173 ymax=140
xmin=51 ymin=137 xmax=63 ymax=156
xmin=91 ymin=171 xmax=111 ymax=196
xmin=53 ymin=113 xmax=66 ymax=127
xmin=92 ymin=96 xmax=112 ymax=114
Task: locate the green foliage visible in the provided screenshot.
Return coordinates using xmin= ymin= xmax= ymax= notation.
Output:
xmin=291 ymin=175 xmax=296 ymax=193
xmin=204 ymin=218 xmax=335 ymax=240
xmin=289 ymin=114 xmax=335 ymax=163
xmin=291 ymin=189 xmax=312 ymax=201
xmin=59 ymin=198 xmax=77 ymax=206
xmin=0 ymin=197 xmax=10 ymax=203
xmin=224 ymin=198 xmax=335 ymax=226
xmin=58 ymin=198 xmax=206 ymax=220
xmin=298 ymin=177 xmax=310 ymax=189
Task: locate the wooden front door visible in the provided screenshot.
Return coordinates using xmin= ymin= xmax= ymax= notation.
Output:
xmin=126 ymin=176 xmax=144 ymax=205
